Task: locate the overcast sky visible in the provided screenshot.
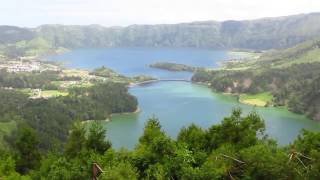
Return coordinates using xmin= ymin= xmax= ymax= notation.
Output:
xmin=1 ymin=0 xmax=320 ymax=27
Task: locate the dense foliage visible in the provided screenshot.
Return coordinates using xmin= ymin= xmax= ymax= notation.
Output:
xmin=89 ymin=66 xmax=123 ymax=78
xmin=149 ymin=62 xmax=202 ymax=72
xmin=0 ymin=70 xmax=60 ymax=89
xmin=0 ymin=82 xmax=137 ymax=149
xmin=1 ymin=109 xmax=319 ymax=179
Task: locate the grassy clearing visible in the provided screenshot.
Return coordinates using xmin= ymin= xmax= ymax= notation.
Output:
xmin=228 ymin=50 xmax=261 ymax=59
xmin=62 ymin=69 xmax=90 ymax=77
xmin=239 ymin=92 xmax=273 ymax=107
xmin=41 ymin=90 xmax=69 ymax=98
xmin=51 ymin=80 xmax=93 ymax=89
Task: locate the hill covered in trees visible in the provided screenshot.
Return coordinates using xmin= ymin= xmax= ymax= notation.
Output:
xmin=192 ymin=39 xmax=320 ymax=121
xmin=0 ymin=82 xmax=137 ymax=149
xmin=1 ymin=13 xmax=320 ymax=57
xmin=149 ymin=62 xmax=203 ymax=72
xmin=1 ymin=109 xmax=319 ymax=179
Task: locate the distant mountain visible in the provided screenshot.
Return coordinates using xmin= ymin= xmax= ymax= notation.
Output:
xmin=0 ymin=26 xmax=35 ymax=44
xmin=1 ymin=13 xmax=320 ymax=50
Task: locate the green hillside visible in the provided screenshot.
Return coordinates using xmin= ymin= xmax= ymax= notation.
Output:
xmin=32 ymin=13 xmax=320 ymax=49
xmin=192 ymin=39 xmax=320 ymax=121
xmin=1 ymin=13 xmax=320 ymax=51
xmin=222 ymin=39 xmax=320 ymax=70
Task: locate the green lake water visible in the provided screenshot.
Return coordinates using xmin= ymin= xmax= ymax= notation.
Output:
xmin=49 ymin=48 xmax=320 ymax=149
xmin=107 ymin=81 xmax=320 ymax=149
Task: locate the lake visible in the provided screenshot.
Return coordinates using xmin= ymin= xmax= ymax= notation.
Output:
xmin=48 ymin=47 xmax=243 ymax=79
xmin=49 ymin=47 xmax=320 ymax=149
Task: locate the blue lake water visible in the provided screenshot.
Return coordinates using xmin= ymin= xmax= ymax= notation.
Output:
xmin=49 ymin=48 xmax=320 ymax=149
xmin=48 ymin=47 xmax=241 ymax=79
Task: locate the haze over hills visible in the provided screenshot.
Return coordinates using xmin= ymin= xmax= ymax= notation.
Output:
xmin=1 ymin=12 xmax=320 ymax=50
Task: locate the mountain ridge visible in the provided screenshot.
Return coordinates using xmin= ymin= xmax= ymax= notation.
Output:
xmin=1 ymin=12 xmax=320 ymax=50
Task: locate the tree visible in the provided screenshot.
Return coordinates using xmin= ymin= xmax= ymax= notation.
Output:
xmin=3 ymin=109 xmax=320 ymax=179
xmin=177 ymin=124 xmax=206 ymax=151
xmin=205 ymin=108 xmax=265 ymax=151
xmin=138 ymin=117 xmax=163 ymax=145
xmin=65 ymin=121 xmax=86 ymax=158
xmin=86 ymin=121 xmax=112 ymax=154
xmin=291 ymin=130 xmax=320 ymax=179
xmin=133 ymin=118 xmax=176 ymax=178
xmin=200 ymin=144 xmax=239 ymax=179
xmin=239 ymin=144 xmax=291 ymax=179
xmin=102 ymin=162 xmax=138 ymax=180
xmin=0 ymin=150 xmax=31 ymax=179
xmin=14 ymin=126 xmax=41 ymax=174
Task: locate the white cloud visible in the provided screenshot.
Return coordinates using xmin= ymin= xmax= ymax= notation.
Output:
xmin=0 ymin=0 xmax=319 ymax=27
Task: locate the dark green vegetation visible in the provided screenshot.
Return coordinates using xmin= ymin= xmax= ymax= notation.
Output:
xmin=1 ymin=109 xmax=320 ymax=179
xmin=90 ymin=66 xmax=124 ymax=78
xmin=192 ymin=39 xmax=320 ymax=121
xmin=90 ymin=66 xmax=156 ymax=83
xmin=1 ymin=13 xmax=320 ymax=56
xmin=0 ymin=70 xmax=61 ymax=89
xmin=0 ymin=82 xmax=137 ymax=149
xmin=89 ymin=66 xmax=134 ymax=83
xmin=149 ymin=62 xmax=203 ymax=72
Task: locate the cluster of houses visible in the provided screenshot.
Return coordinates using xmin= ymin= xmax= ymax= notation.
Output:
xmin=0 ymin=60 xmax=60 ymax=73
xmin=0 ymin=61 xmax=41 ymax=72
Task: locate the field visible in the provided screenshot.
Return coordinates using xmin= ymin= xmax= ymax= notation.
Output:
xmin=239 ymin=92 xmax=273 ymax=107
xmin=41 ymin=90 xmax=69 ymax=98
xmin=62 ymin=69 xmax=90 ymax=77
xmin=228 ymin=50 xmax=261 ymax=59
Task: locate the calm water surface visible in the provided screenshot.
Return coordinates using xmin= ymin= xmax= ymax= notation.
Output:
xmin=48 ymin=47 xmax=240 ymax=79
xmin=49 ymin=48 xmax=320 ymax=149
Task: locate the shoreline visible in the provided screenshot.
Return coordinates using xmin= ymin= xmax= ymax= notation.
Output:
xmin=129 ymin=79 xmax=191 ymax=87
xmin=110 ymin=107 xmax=141 ymax=117
xmin=46 ymin=49 xmax=309 ymax=120
xmin=128 ymin=79 xmax=312 ymax=122
xmin=129 ymin=79 xmax=266 ymax=107
xmin=81 ymin=107 xmax=141 ymax=124
xmin=185 ymin=81 xmax=270 ymax=107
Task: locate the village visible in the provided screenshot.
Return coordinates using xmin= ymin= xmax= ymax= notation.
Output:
xmin=0 ymin=55 xmax=151 ymax=99
xmin=0 ymin=55 xmax=88 ymax=98
xmin=0 ymin=56 xmax=60 ymax=73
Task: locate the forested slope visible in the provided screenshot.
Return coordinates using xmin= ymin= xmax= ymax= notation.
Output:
xmin=31 ymin=13 xmax=320 ymax=49
xmin=0 ymin=82 xmax=137 ymax=149
xmin=1 ymin=109 xmax=320 ymax=179
xmin=192 ymin=39 xmax=320 ymax=121
xmin=1 ymin=13 xmax=320 ymax=53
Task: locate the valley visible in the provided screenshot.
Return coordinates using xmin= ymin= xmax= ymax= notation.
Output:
xmin=46 ymin=47 xmax=320 ymax=149
xmin=1 ymin=11 xmax=320 ymax=179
